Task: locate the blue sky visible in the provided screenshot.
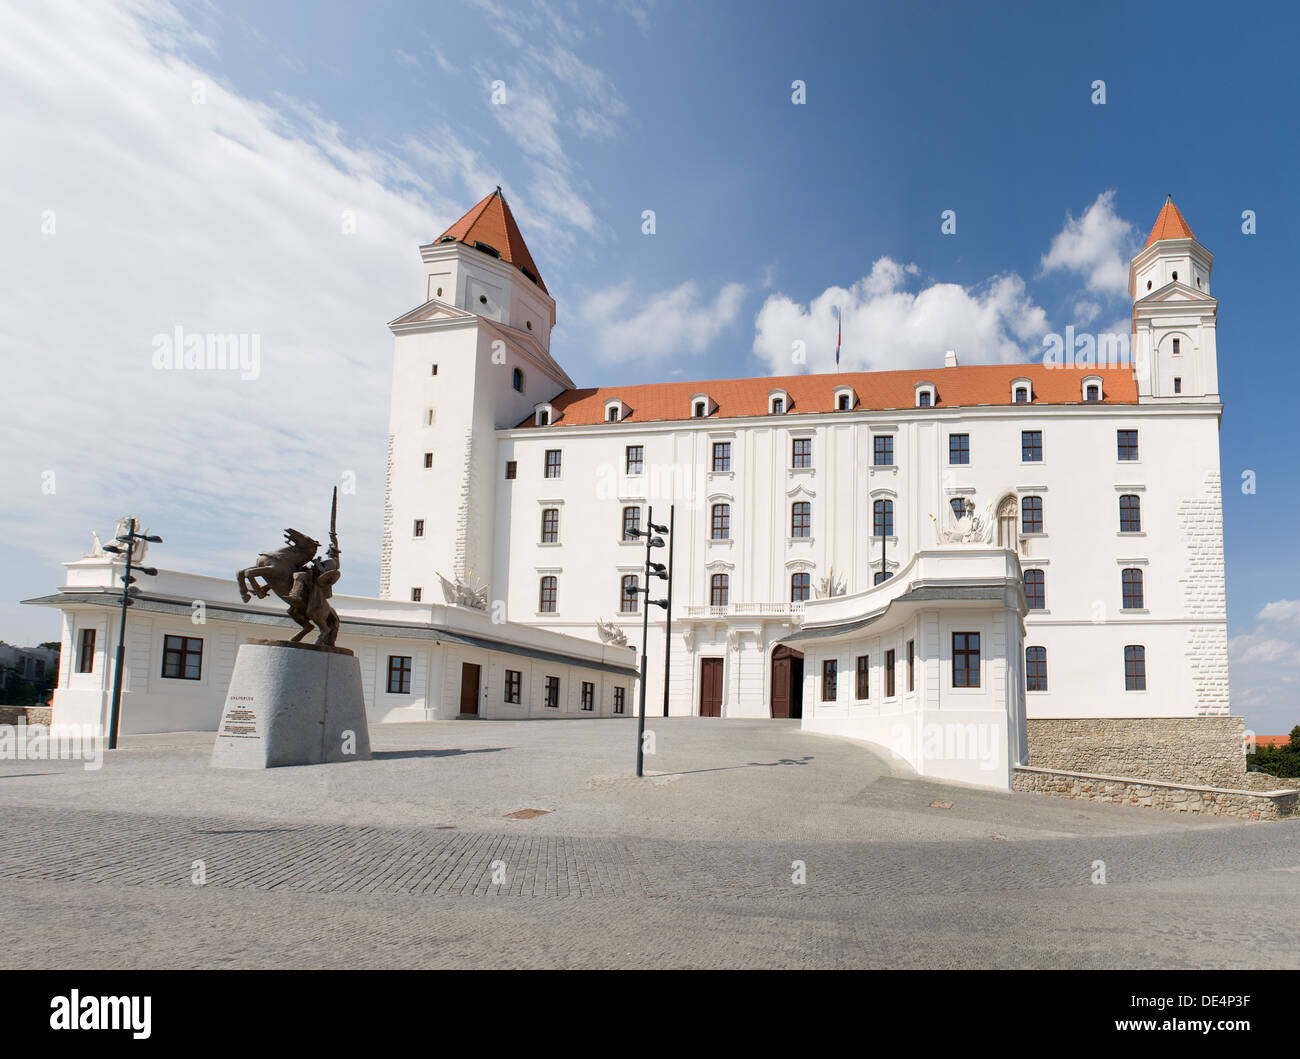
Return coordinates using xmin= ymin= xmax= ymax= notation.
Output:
xmin=1 ymin=0 xmax=1296 ymax=729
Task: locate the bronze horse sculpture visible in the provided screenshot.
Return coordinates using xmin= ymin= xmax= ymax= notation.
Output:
xmin=236 ymin=492 xmax=342 ymax=647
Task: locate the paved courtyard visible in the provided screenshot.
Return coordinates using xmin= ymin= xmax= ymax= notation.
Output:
xmin=0 ymin=718 xmax=1295 ymax=968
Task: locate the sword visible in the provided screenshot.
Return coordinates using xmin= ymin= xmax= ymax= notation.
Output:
xmin=328 ymin=486 xmax=339 ymax=562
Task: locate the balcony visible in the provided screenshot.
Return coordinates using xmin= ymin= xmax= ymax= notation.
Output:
xmin=682 ymin=601 xmax=805 ymax=620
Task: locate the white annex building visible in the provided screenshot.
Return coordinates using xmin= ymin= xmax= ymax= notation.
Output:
xmin=28 ymin=191 xmax=1230 ymax=789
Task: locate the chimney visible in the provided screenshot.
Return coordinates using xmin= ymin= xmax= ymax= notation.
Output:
xmin=944 ymin=350 xmax=959 ymax=367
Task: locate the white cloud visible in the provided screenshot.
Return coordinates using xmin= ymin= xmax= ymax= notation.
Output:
xmin=1072 ymin=299 xmax=1101 ymax=327
xmin=0 ymin=0 xmax=493 ymax=641
xmin=1258 ymin=599 xmax=1300 ymax=624
xmin=1040 ymin=189 xmax=1139 ymax=298
xmin=581 ymin=280 xmax=746 ymax=361
xmin=751 ymin=258 xmax=1049 ymax=375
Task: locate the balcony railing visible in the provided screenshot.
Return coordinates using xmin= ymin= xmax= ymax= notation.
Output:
xmin=682 ymin=601 xmax=805 ymax=619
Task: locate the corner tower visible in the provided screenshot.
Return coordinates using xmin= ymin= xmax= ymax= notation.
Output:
xmin=1129 ymin=196 xmax=1219 ymax=403
xmin=379 ymin=189 xmax=574 ymax=603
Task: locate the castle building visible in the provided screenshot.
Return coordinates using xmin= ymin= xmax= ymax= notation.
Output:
xmin=27 ymin=192 xmax=1232 ymax=788
xmin=382 ymin=191 xmax=1227 ymax=737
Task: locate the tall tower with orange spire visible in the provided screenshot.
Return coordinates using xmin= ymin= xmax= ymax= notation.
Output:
xmin=380 ymin=188 xmax=574 ymax=604
xmin=1129 ymin=195 xmax=1219 ymax=402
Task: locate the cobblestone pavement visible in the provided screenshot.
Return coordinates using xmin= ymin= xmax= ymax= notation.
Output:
xmin=0 ymin=719 xmax=1295 ymax=968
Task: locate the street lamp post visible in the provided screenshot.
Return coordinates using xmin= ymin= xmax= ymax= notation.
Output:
xmin=101 ymin=518 xmax=163 ymax=750
xmin=661 ymin=504 xmax=674 ymax=718
xmin=634 ymin=506 xmax=669 ymax=777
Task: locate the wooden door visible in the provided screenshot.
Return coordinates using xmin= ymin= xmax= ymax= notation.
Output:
xmin=459 ymin=662 xmax=481 ymax=715
xmin=699 ymin=657 xmax=723 ymax=717
xmin=770 ymin=645 xmax=804 ymax=719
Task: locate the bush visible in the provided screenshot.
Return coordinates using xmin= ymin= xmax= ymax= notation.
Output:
xmin=1247 ymin=724 xmax=1300 ymax=778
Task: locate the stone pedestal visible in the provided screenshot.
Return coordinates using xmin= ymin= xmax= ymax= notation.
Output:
xmin=211 ymin=639 xmax=372 ymax=769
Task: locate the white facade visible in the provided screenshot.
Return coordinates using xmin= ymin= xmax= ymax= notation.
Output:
xmin=32 ymin=559 xmax=638 ymax=736
xmin=381 ymin=197 xmax=1229 ymax=727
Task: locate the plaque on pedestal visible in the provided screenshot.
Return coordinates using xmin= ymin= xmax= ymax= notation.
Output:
xmin=211 ymin=639 xmax=372 ymax=769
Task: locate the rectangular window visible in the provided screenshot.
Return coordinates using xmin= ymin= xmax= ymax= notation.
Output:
xmin=1117 ymin=429 xmax=1139 ymax=461
xmin=424 ymin=452 xmax=433 ymax=468
xmin=791 ymin=501 xmax=811 ymax=538
xmin=952 ymin=632 xmax=980 ymax=688
xmin=161 ymin=635 xmax=202 ymax=681
xmin=504 ymin=669 xmax=522 ymax=704
xmin=1124 ymin=645 xmax=1146 ymax=691
xmin=539 ymin=575 xmax=557 ymax=613
xmin=413 ymin=519 xmax=424 ymax=537
xmin=1026 ymin=647 xmax=1047 ymax=692
xmin=622 ymin=506 xmax=641 ymax=541
xmin=544 ymin=676 xmax=561 ymax=708
xmin=613 ymin=686 xmax=626 ymax=714
xmin=885 ymin=649 xmax=896 ymax=698
xmin=540 ymin=508 xmax=559 ymax=543
xmin=1021 ymin=495 xmax=1044 ymax=534
xmin=790 ymin=572 xmax=810 ymax=602
xmin=1021 ymin=430 xmax=1043 ymax=462
xmin=873 ymin=435 xmax=894 ymax=467
xmin=873 ymin=499 xmax=893 ymax=537
xmin=411 ymin=587 xmax=422 ymax=602
xmin=855 ymin=655 xmax=869 ymax=699
xmin=1173 ymin=377 xmax=1182 ymax=394
xmin=505 ymin=460 xmax=517 ymax=480
xmin=711 ymin=503 xmax=731 ymax=540
xmin=430 ymin=364 xmax=438 ymax=375
xmin=76 ymin=628 xmax=96 ymax=673
xmin=907 ymin=639 xmax=915 ymax=692
xmin=792 ymin=438 xmax=812 ymax=468
xmin=386 ymin=655 xmax=412 ymax=695
xmin=544 ymin=449 xmax=562 ymax=478
xmin=581 ymin=681 xmax=595 ymax=711
xmin=712 ymin=442 xmax=731 ymax=472
xmin=625 ymin=445 xmax=644 ymax=475
xmin=821 ymin=659 xmax=838 ymax=702
xmin=1023 ymin=568 xmax=1046 ymax=610
xmin=1172 ymin=338 xmax=1181 ymax=355
xmin=948 ymin=434 xmax=970 ymax=465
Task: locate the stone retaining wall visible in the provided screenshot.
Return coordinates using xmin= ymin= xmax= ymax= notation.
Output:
xmin=1013 ymin=765 xmax=1297 ymax=820
xmin=1027 ymin=716 xmax=1245 ymax=788
xmin=0 ymin=707 xmax=54 ymax=726
xmin=1243 ymin=771 xmax=1300 ymax=792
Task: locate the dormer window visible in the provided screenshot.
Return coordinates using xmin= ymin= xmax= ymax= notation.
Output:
xmin=694 ymin=402 xmax=706 ymax=417
xmin=914 ymin=382 xmax=936 ymax=408
xmin=768 ymin=389 xmax=789 ymax=415
xmin=1081 ymin=375 xmax=1103 ymax=403
xmin=604 ymin=399 xmax=625 ymax=423
xmin=833 ymin=385 xmax=855 ymax=411
xmin=534 ymin=403 xmax=554 ymax=427
xmin=838 ymin=394 xmax=850 ymax=410
xmin=772 ymin=398 xmax=784 ymax=414
xmin=1011 ymin=379 xmax=1032 ymax=404
xmin=690 ymin=393 xmax=713 ymax=418
xmin=512 ymin=368 xmax=525 ymax=393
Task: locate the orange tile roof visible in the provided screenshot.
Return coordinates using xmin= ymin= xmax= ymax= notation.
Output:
xmin=1254 ymin=735 xmax=1293 ymax=749
xmin=435 ymin=188 xmax=548 ymax=294
xmin=1145 ymin=196 xmax=1195 ymax=247
xmin=516 ymin=363 xmax=1137 ymax=428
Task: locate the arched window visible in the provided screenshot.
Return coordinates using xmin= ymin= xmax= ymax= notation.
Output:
xmin=790 ymin=572 xmax=810 ymax=602
xmin=1119 ymin=494 xmax=1141 ymax=532
xmin=1023 ymin=569 xmax=1045 ymax=610
xmin=997 ymin=495 xmax=1018 ymax=548
xmin=791 ymin=501 xmax=811 ymax=538
xmin=1122 ymin=568 xmax=1144 ymax=610
xmin=711 ymin=503 xmax=731 ymax=540
xmin=1124 ymin=645 xmax=1146 ymax=690
xmin=620 ymin=574 xmax=639 ymax=613
xmin=772 ymin=397 xmax=785 ymax=415
xmin=540 ymin=507 xmax=559 ymax=543
xmin=1025 ymin=646 xmax=1047 ymax=691
xmin=622 ymin=506 xmax=641 ymax=541
xmin=538 ymin=575 xmax=557 ymax=613
xmin=710 ymin=573 xmax=729 ymax=606
xmin=1021 ymin=495 xmax=1043 ymax=534
xmin=873 ymin=498 xmax=893 ymax=537
xmin=950 ymin=497 xmax=966 ymax=520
